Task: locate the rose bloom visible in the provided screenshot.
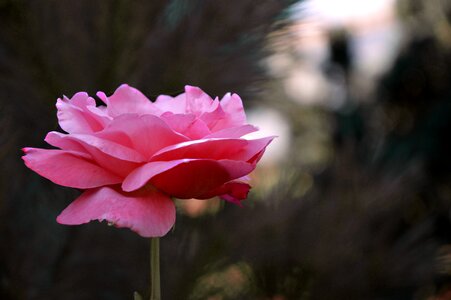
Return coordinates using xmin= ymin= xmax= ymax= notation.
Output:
xmin=22 ymin=85 xmax=274 ymax=237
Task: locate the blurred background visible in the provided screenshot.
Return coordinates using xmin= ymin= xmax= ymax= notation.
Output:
xmin=1 ymin=0 xmax=451 ymax=299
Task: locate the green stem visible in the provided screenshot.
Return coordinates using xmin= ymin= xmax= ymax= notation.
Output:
xmin=150 ymin=237 xmax=161 ymax=300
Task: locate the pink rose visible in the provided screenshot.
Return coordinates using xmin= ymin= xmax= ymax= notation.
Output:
xmin=22 ymin=84 xmax=274 ymax=237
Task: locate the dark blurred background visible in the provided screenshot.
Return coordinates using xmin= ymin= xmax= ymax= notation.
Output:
xmin=1 ymin=0 xmax=451 ymax=299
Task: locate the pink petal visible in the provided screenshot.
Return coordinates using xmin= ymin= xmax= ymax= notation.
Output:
xmin=122 ymin=160 xmax=190 ymax=192
xmin=184 ymin=86 xmax=217 ymax=115
xmin=248 ymin=146 xmax=271 ymax=165
xmin=45 ymin=131 xmax=146 ymax=162
xmin=197 ymin=181 xmax=251 ymax=203
xmin=45 ymin=132 xmax=144 ymax=178
xmin=154 ymin=86 xmax=217 ymax=116
xmin=150 ymin=138 xmax=248 ymax=161
xmin=22 ymin=148 xmax=122 ymax=188
xmin=96 ymin=91 xmax=109 ymax=105
xmin=150 ymin=136 xmax=275 ymax=162
xmin=97 ymin=114 xmax=189 ymax=160
xmin=211 ymin=93 xmax=247 ymax=131
xmin=219 ymin=181 xmax=251 ymax=205
xmin=152 ymin=160 xmax=254 ymax=199
xmin=57 ymin=186 xmax=175 ymax=237
xmin=45 ymin=131 xmax=87 ymax=153
xmin=203 ymin=124 xmax=259 ymax=139
xmin=100 ymin=84 xmax=160 ymax=117
xmin=160 ymin=112 xmax=211 ymax=139
xmin=198 ymin=101 xmax=226 ymax=130
xmin=122 ymin=159 xmax=255 ymax=199
xmin=239 ymin=136 xmax=275 ymax=161
xmin=56 ymin=92 xmax=110 ymax=134
xmin=154 ymin=93 xmax=187 ymax=114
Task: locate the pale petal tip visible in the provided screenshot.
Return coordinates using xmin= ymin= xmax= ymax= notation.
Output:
xmin=73 ymin=91 xmax=89 ymax=98
xmin=96 ymin=91 xmax=108 ymax=104
xmin=185 ymin=85 xmax=203 ymax=95
xmin=116 ymin=83 xmax=132 ymax=92
xmin=231 ymin=93 xmax=244 ymax=106
xmin=120 ymin=182 xmax=134 ymax=193
xmin=55 ymin=214 xmax=67 ymax=224
xmin=56 ymin=213 xmax=87 ymax=226
xmin=55 ymin=97 xmax=65 ymax=107
xmin=21 ymin=154 xmax=28 ymax=164
xmin=43 ymin=132 xmax=53 ymax=142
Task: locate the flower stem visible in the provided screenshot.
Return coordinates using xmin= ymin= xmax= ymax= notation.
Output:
xmin=150 ymin=237 xmax=161 ymax=300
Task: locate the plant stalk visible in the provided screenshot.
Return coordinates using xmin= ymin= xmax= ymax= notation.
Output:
xmin=150 ymin=237 xmax=161 ymax=300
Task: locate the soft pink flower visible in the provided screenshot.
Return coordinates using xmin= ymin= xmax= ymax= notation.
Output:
xmin=22 ymin=84 xmax=274 ymax=237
